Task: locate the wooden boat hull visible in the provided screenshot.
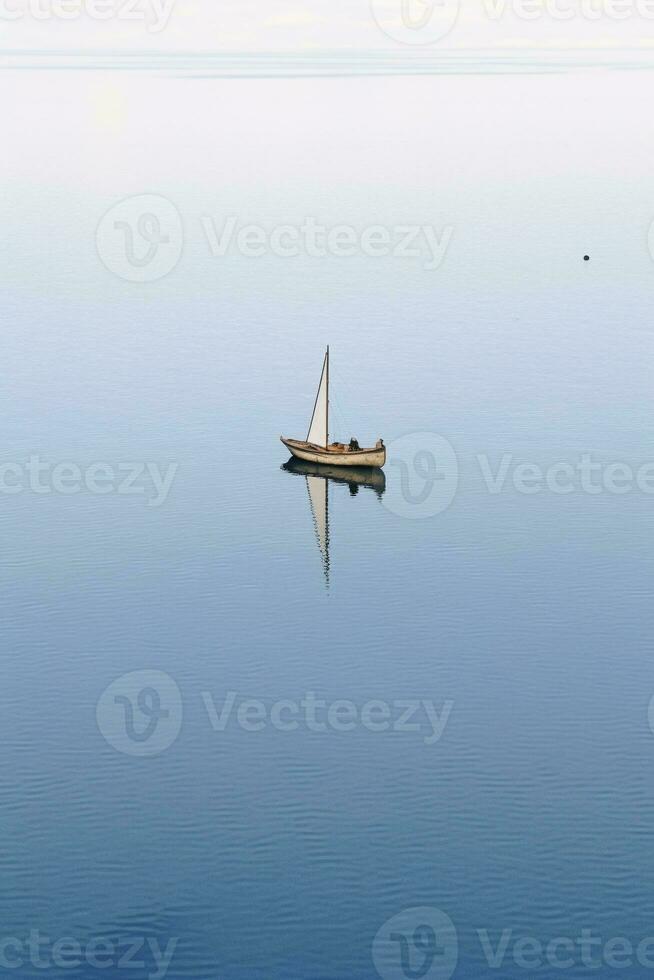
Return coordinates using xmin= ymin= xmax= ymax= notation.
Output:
xmin=281 ymin=437 xmax=385 ymax=469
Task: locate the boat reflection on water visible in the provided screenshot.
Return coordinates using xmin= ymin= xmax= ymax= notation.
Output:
xmin=282 ymin=457 xmax=385 ymax=588
xmin=283 ymin=457 xmax=386 ymax=496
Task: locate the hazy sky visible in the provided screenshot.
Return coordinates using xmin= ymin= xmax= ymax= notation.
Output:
xmin=2 ymin=0 xmax=654 ymax=54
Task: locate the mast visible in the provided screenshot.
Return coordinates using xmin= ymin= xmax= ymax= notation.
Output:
xmin=306 ymin=347 xmax=329 ymax=448
xmin=325 ymin=345 xmax=329 ymax=448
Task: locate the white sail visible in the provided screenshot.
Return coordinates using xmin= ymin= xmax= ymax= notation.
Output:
xmin=306 ymin=349 xmax=328 ymax=447
xmin=306 ymin=474 xmax=329 ymax=585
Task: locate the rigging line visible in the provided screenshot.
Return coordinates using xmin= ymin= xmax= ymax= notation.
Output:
xmin=329 ymin=390 xmax=349 ymax=441
xmin=330 ymin=361 xmax=377 ymax=440
xmin=329 ymin=365 xmax=350 ymax=429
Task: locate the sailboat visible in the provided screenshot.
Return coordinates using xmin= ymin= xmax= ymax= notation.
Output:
xmin=280 ymin=347 xmax=386 ymax=468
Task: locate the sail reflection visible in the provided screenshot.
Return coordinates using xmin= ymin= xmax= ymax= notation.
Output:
xmin=282 ymin=457 xmax=385 ymax=588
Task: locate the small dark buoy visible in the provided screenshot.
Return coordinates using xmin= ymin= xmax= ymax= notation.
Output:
xmin=584 ymin=255 xmax=590 ymax=261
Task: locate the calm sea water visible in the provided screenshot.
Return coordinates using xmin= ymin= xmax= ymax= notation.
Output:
xmin=3 ymin=61 xmax=654 ymax=979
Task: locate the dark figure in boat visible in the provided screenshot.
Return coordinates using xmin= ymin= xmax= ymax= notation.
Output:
xmin=337 ymin=437 xmax=383 ymax=453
